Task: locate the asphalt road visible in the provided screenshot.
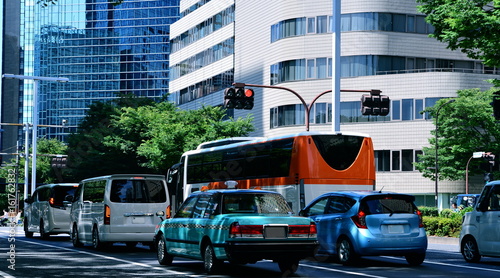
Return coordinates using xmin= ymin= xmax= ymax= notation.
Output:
xmin=1 ymin=226 xmax=500 ymax=278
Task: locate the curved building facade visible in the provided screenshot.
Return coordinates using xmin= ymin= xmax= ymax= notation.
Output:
xmin=172 ymin=0 xmax=499 ymax=208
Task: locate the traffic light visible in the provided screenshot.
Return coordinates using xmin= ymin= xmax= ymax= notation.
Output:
xmin=492 ymin=93 xmax=500 ymax=120
xmin=223 ymin=83 xmax=254 ymax=110
xmin=482 ymin=152 xmax=495 ymax=166
xmin=361 ymin=90 xmax=390 ymax=116
xmin=51 ymin=157 xmax=67 ymax=168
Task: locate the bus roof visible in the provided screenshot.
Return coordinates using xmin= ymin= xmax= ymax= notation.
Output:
xmin=196 ymin=137 xmax=265 ymax=150
xmin=183 ymin=131 xmax=371 ymax=156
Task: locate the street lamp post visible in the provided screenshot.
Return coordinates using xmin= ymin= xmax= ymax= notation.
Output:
xmin=434 ymin=98 xmax=455 ymax=208
xmin=2 ymin=74 xmax=69 ymax=195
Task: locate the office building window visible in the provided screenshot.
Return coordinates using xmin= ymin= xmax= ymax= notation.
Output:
xmin=375 ymin=150 xmax=391 ymax=171
xmin=392 ymin=151 xmax=401 ymax=171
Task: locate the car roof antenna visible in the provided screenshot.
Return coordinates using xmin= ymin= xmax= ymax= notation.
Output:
xmin=378 ymin=186 xmax=385 ymax=193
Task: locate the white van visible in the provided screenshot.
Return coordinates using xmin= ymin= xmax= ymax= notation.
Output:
xmin=24 ymin=183 xmax=79 ymax=238
xmin=460 ymin=180 xmax=500 ymax=262
xmin=69 ymin=174 xmax=170 ymax=250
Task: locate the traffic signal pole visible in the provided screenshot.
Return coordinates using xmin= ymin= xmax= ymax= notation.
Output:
xmin=233 ymin=83 xmax=377 ymax=131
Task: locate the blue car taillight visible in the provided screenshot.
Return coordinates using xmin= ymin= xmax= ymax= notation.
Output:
xmin=351 ymin=210 xmax=368 ymax=229
xmin=416 ymin=209 xmax=424 ymax=228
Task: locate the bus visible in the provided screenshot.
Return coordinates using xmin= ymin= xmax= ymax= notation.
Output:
xmin=166 ymin=131 xmax=375 ymax=213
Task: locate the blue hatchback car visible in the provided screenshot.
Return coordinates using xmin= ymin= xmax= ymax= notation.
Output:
xmin=299 ymin=191 xmax=427 ymax=265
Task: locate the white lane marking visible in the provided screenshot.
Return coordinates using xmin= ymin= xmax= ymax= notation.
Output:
xmin=0 ymin=270 xmax=15 ymax=278
xmin=300 ymin=263 xmax=388 ymax=278
xmin=13 ymin=238 xmax=199 ymax=277
xmin=380 ymin=255 xmax=500 ymax=273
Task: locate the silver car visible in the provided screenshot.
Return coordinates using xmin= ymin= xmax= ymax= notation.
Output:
xmin=460 ymin=181 xmax=500 ymax=262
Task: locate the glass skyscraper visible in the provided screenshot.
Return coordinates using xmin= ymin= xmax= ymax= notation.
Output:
xmin=21 ymin=0 xmax=179 ymax=140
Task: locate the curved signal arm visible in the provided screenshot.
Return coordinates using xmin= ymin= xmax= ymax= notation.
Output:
xmin=235 ymin=83 xmax=374 ymax=131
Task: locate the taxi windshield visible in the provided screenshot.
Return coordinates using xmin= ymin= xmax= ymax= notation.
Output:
xmin=222 ymin=193 xmax=292 ymax=214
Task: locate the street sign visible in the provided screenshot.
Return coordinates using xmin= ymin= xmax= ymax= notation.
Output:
xmin=473 ymin=151 xmax=485 ymax=158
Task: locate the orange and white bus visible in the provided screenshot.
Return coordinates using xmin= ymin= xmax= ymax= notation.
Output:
xmin=166 ymin=132 xmax=375 ymax=213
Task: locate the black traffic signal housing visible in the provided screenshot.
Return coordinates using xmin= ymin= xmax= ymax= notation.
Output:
xmin=224 ymin=83 xmax=254 ymax=110
xmin=51 ymin=157 xmax=67 ymax=169
xmin=361 ymin=90 xmax=390 ymax=116
xmin=492 ymin=92 xmax=500 ymax=120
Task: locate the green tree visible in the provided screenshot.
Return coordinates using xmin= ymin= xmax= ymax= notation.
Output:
xmin=66 ymin=95 xmax=254 ymax=180
xmin=109 ymin=104 xmax=254 ymax=172
xmin=414 ymin=88 xmax=500 ymax=181
xmin=417 ymin=0 xmax=500 ymax=84
xmin=66 ymin=95 xmax=156 ymax=181
xmin=36 ymin=138 xmax=68 ymax=184
xmin=0 ymin=137 xmax=68 ymax=186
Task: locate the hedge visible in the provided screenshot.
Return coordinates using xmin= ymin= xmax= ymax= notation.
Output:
xmin=419 ymin=206 xmax=473 ymax=238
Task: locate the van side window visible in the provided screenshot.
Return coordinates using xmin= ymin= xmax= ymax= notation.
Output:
xmin=487 ymin=186 xmax=500 ymax=211
xmin=38 ymin=188 xmax=50 ymax=202
xmin=110 ymin=179 xmax=167 ymax=203
xmin=83 ymin=180 xmax=106 ymax=203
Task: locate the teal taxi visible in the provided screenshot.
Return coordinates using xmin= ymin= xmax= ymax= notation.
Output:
xmin=154 ymin=189 xmax=318 ymax=274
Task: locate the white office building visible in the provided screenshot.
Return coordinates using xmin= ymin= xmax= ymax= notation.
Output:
xmin=169 ymin=0 xmax=500 ymax=208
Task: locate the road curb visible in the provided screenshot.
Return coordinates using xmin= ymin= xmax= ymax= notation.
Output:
xmin=428 ymin=236 xmax=459 ymax=245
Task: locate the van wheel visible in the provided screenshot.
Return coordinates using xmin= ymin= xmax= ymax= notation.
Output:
xmin=71 ymin=224 xmax=83 ymax=247
xmin=40 ymin=220 xmax=49 ymax=239
xmin=24 ymin=219 xmax=33 ymax=238
xmin=157 ymin=235 xmax=173 ymax=265
xmin=337 ymin=237 xmax=358 ymax=265
xmin=203 ymin=243 xmax=222 ymax=274
xmin=92 ymin=227 xmax=107 ymax=250
xmin=462 ymin=237 xmax=481 ymax=263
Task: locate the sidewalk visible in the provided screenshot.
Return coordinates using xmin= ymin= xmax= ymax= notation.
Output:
xmin=427 ymin=236 xmax=460 ymax=252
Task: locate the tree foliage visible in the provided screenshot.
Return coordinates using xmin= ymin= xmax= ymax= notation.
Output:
xmin=107 ymin=103 xmax=255 ymax=172
xmin=417 ymin=0 xmax=500 ymax=84
xmin=414 ymin=88 xmax=500 ymax=181
xmin=66 ymin=96 xmax=254 ymax=181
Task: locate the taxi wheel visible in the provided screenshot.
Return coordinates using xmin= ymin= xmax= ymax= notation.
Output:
xmin=71 ymin=224 xmax=83 ymax=247
xmin=157 ymin=235 xmax=173 ymax=265
xmin=24 ymin=219 xmax=33 ymax=238
xmin=337 ymin=237 xmax=358 ymax=265
xmin=461 ymin=237 xmax=481 ymax=263
xmin=278 ymin=260 xmax=299 ymax=274
xmin=203 ymin=244 xmax=222 ymax=274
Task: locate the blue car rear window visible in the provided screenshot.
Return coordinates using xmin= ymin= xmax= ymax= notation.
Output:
xmin=361 ymin=197 xmax=416 ymax=215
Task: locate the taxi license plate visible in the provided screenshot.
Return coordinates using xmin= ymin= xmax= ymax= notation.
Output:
xmin=263 ymin=226 xmax=287 ymax=239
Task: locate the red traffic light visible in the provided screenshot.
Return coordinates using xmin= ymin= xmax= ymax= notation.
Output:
xmin=244 ymin=89 xmax=254 ymax=98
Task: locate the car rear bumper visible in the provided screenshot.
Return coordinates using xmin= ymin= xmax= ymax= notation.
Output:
xmin=224 ymin=240 xmax=318 ymax=262
xmin=100 ymin=232 xmax=155 ymax=243
xmin=356 ymin=236 xmax=427 ymax=255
